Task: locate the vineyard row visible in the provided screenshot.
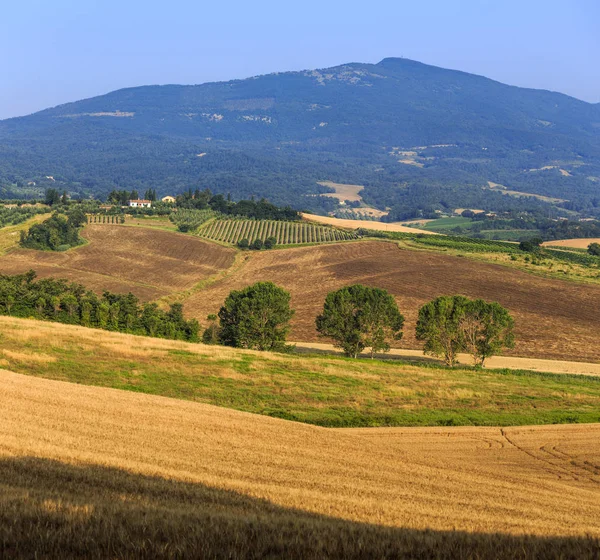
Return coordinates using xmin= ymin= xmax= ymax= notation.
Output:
xmin=198 ymin=219 xmax=357 ymax=245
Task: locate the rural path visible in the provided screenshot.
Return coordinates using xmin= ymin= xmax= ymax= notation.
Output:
xmin=292 ymin=341 xmax=600 ymax=377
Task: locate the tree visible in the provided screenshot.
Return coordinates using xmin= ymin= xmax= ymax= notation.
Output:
xmin=415 ymin=295 xmax=470 ymax=366
xmin=35 ymin=296 xmax=46 ymax=316
xmin=519 ymin=238 xmax=542 ymax=252
xmin=315 ymin=285 xmax=404 ymax=358
xmin=460 ymin=300 xmax=515 ymax=366
xmin=264 ymin=236 xmax=277 ymax=250
xmin=588 ymin=242 xmax=600 ymax=257
xmin=62 ymin=294 xmax=78 ymax=318
xmin=45 ymin=188 xmax=61 ymax=206
xmin=202 ymin=314 xmax=219 ymax=345
xmin=251 ymin=238 xmax=264 ymax=250
xmin=130 ymin=190 xmax=139 ymax=200
xmin=237 ymin=238 xmax=250 ymax=250
xmin=218 ymin=282 xmax=294 ymax=351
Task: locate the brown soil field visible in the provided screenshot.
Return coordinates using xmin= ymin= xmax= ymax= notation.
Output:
xmin=185 ymin=241 xmax=600 ymax=363
xmin=543 ymin=238 xmax=600 ymax=249
xmin=301 ymin=213 xmax=438 ymax=234
xmin=317 ymin=180 xmax=365 ymax=202
xmin=1 ymin=371 xmax=599 ymax=557
xmin=0 ymin=225 xmax=235 ymax=301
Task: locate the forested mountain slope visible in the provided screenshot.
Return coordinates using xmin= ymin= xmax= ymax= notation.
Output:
xmin=1 ymin=58 xmax=599 ymax=216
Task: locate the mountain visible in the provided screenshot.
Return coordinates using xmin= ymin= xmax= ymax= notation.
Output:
xmin=1 ymin=58 xmax=600 ymax=216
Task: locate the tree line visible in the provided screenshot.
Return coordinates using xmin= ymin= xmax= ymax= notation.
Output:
xmin=0 ymin=271 xmax=199 ymax=341
xmin=202 ymin=282 xmax=515 ymax=367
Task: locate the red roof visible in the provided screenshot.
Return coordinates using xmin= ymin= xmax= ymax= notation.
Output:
xmin=129 ymin=199 xmax=151 ymax=203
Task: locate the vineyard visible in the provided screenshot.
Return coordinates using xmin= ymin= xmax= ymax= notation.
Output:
xmin=198 ymin=219 xmax=357 ymax=246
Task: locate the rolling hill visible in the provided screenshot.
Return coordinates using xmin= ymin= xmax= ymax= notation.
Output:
xmin=1 ymin=58 xmax=600 ymax=216
xmin=1 ymin=369 xmax=599 ymax=557
xmin=2 ymin=224 xmax=600 ymax=363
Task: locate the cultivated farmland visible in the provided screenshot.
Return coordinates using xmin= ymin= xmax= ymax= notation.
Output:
xmin=543 ymin=238 xmax=600 ymax=249
xmin=198 ymin=218 xmax=357 ymax=245
xmin=183 ymin=240 xmax=600 ymax=363
xmin=0 ymin=224 xmax=236 ymax=301
xmin=301 ymin=212 xmax=438 ymax=234
xmin=1 ymin=370 xmax=599 ymax=558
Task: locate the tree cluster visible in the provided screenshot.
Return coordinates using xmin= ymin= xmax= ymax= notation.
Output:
xmin=237 ymin=237 xmax=277 ymax=250
xmin=176 ymin=189 xmax=299 ymax=221
xmin=106 ymin=189 xmax=142 ymax=205
xmin=208 ymin=282 xmax=514 ymax=367
xmin=416 ymin=295 xmax=515 ymax=366
xmin=0 ymin=271 xmax=199 ymax=341
xmin=20 ymin=208 xmax=87 ymax=251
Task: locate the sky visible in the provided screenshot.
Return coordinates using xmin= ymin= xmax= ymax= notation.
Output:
xmin=1 ymin=0 xmax=598 ymax=120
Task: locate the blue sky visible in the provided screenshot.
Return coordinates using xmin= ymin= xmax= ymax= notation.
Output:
xmin=1 ymin=0 xmax=598 ymax=119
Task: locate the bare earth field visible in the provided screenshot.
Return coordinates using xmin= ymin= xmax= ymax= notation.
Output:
xmin=317 ymin=180 xmax=365 ymax=202
xmin=1 ymin=371 xmax=598 ymax=557
xmin=543 ymin=238 xmax=600 ymax=249
xmin=0 ymin=224 xmax=235 ymax=301
xmin=185 ymin=241 xmax=600 ymax=363
xmin=301 ymin=213 xmax=438 ymax=234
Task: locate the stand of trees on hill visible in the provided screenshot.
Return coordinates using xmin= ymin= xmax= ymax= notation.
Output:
xmin=216 ymin=282 xmax=294 ymax=351
xmin=176 ymin=189 xmax=299 ymax=221
xmin=206 ymin=282 xmax=514 ymax=366
xmin=0 ymin=271 xmax=199 ymax=342
xmin=0 ymin=205 xmax=51 ymax=227
xmin=416 ymin=295 xmax=515 ymax=366
xmin=20 ymin=208 xmax=87 ymax=251
xmin=315 ymin=285 xmax=404 ymax=358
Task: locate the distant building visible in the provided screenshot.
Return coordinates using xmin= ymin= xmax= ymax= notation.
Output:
xmin=128 ymin=199 xmax=152 ymax=208
xmin=161 ymin=195 xmax=176 ymax=204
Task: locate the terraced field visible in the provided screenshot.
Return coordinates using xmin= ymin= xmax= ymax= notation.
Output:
xmin=1 ymin=370 xmax=599 ymax=557
xmin=198 ymin=218 xmax=357 ymax=245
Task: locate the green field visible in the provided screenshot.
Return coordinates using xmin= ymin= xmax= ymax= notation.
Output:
xmin=198 ymin=218 xmax=357 ymax=246
xmin=419 ymin=217 xmax=473 ymax=231
xmin=2 ymin=317 xmax=600 ymax=428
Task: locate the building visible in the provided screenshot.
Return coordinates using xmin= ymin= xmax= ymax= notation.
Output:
xmin=128 ymin=199 xmax=152 ymax=208
xmin=161 ymin=195 xmax=176 ymax=204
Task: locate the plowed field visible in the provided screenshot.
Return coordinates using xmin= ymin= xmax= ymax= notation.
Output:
xmin=0 ymin=225 xmax=236 ymax=300
xmin=184 ymin=241 xmax=600 ymax=363
xmin=1 ymin=371 xmax=598 ymax=557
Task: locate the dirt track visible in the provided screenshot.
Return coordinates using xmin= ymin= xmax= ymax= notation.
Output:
xmin=293 ymin=342 xmax=600 ymax=376
xmin=184 ymin=241 xmax=600 ymax=363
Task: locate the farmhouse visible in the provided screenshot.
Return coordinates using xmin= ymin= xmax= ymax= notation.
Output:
xmin=129 ymin=199 xmax=152 ymax=208
xmin=161 ymin=195 xmax=176 ymax=203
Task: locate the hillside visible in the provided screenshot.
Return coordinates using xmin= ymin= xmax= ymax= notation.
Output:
xmin=0 ymin=223 xmax=236 ymax=300
xmin=1 ymin=58 xmax=600 ymax=216
xmin=181 ymin=240 xmax=600 ymax=363
xmin=2 ymin=223 xmax=600 ymax=363
xmin=1 ymin=370 xmax=599 ymax=557
xmin=1 ymin=316 xmax=599 ymax=427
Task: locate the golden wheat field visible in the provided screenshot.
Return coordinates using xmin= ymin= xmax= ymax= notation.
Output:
xmin=542 ymin=238 xmax=600 ymax=249
xmin=1 ymin=370 xmax=599 ymax=558
xmin=301 ymin=212 xmax=438 ymax=234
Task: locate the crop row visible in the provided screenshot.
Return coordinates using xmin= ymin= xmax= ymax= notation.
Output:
xmin=198 ymin=219 xmax=357 ymax=245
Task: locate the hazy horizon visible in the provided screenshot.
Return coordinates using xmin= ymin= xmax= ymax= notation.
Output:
xmin=1 ymin=0 xmax=598 ymax=120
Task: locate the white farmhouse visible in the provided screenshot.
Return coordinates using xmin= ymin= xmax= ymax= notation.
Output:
xmin=128 ymin=199 xmax=152 ymax=208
